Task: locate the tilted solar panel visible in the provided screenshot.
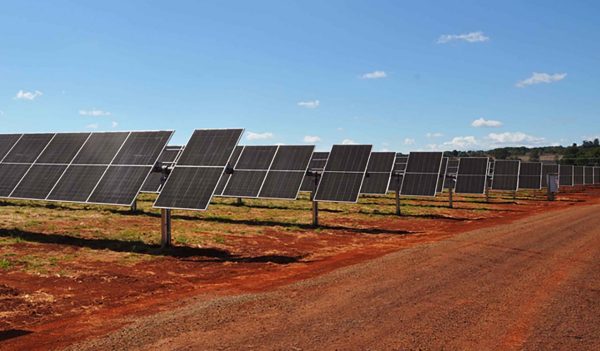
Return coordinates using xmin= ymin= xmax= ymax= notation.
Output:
xmin=214 ymin=145 xmax=243 ymax=196
xmin=258 ymin=145 xmax=314 ymax=199
xmin=443 ymin=158 xmax=459 ymax=189
xmin=154 ymin=129 xmax=243 ymax=210
xmin=0 ymin=134 xmax=22 ymax=161
xmin=221 ymin=146 xmax=278 ymax=198
xmin=455 ymin=157 xmax=489 ymax=194
xmin=0 ymin=131 xmax=173 ymax=206
xmin=573 ymin=166 xmax=584 ymax=185
xmin=559 ymin=165 xmax=574 ymax=186
xmin=436 ymin=157 xmax=448 ymax=193
xmin=400 ymin=152 xmax=443 ymax=197
xmin=518 ymin=162 xmax=542 ymax=190
xmin=594 ymin=167 xmax=600 ymax=185
xmin=491 ymin=160 xmax=520 ymax=191
xmin=314 ymin=145 xmax=372 ymax=202
xmin=300 ymin=151 xmax=330 ymax=192
xmin=360 ymin=152 xmax=396 ymax=195
xmin=584 ymin=166 xmax=594 ymax=185
xmin=140 ymin=145 xmax=184 ymax=193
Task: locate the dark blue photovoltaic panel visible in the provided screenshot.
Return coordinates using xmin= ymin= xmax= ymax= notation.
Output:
xmin=0 ymin=134 xmax=22 ymax=161
xmin=314 ymin=145 xmax=372 ymax=202
xmin=492 ymin=160 xmax=520 ymax=191
xmin=541 ymin=164 xmax=559 ymax=188
xmin=360 ymin=152 xmax=395 ymax=195
xmin=455 ymin=157 xmax=488 ymax=194
xmin=518 ymin=162 xmax=542 ymax=189
xmin=177 ymin=129 xmax=244 ymax=167
xmin=2 ymin=134 xmax=53 ymax=163
xmin=36 ymin=133 xmax=90 ymax=164
xmin=400 ymin=152 xmax=443 ymax=196
xmin=559 ymin=165 xmax=573 ymax=186
xmin=73 ymin=132 xmax=129 ymax=165
xmin=113 ymin=131 xmax=173 ymax=165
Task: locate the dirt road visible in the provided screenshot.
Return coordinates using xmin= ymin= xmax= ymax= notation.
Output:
xmin=65 ymin=202 xmax=600 ymax=350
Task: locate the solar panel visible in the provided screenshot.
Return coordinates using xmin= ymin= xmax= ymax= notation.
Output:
xmin=541 ymin=164 xmax=559 ymax=188
xmin=436 ymin=157 xmax=448 ymax=193
xmin=573 ymin=166 xmax=584 ymax=185
xmin=518 ymin=162 xmax=542 ymax=190
xmin=454 ymin=157 xmax=489 ymax=194
xmin=258 ymin=145 xmax=314 ymax=199
xmin=584 ymin=166 xmax=594 ymax=185
xmin=221 ymin=146 xmax=277 ymax=198
xmin=400 ymin=152 xmax=443 ymax=197
xmin=314 ymin=145 xmax=372 ymax=202
xmin=595 ymin=167 xmax=600 ymax=185
xmin=300 ymin=151 xmax=329 ymax=192
xmin=360 ymin=152 xmax=396 ymax=195
xmin=559 ymin=165 xmax=574 ymax=186
xmin=0 ymin=131 xmax=173 ymax=205
xmin=140 ymin=145 xmax=184 ymax=193
xmin=491 ymin=160 xmax=520 ymax=191
xmin=387 ymin=155 xmax=409 ymax=192
xmin=154 ymin=129 xmax=243 ymax=210
xmin=0 ymin=134 xmax=22 ymax=161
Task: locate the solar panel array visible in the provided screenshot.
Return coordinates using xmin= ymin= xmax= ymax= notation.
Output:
xmin=454 ymin=157 xmax=489 ymax=194
xmin=400 ymin=152 xmax=443 ymax=197
xmin=154 ymin=129 xmax=243 ymax=210
xmin=140 ymin=145 xmax=183 ymax=193
xmin=491 ymin=160 xmax=520 ymax=191
xmin=595 ymin=167 xmax=600 ymax=185
xmin=584 ymin=166 xmax=594 ymax=185
xmin=573 ymin=166 xmax=584 ymax=185
xmin=314 ymin=145 xmax=372 ymax=202
xmin=360 ymin=152 xmax=396 ymax=195
xmin=0 ymin=131 xmax=172 ymax=206
xmin=559 ymin=165 xmax=574 ymax=186
xmin=518 ymin=162 xmax=542 ymax=190
xmin=300 ymin=152 xmax=329 ymax=192
xmin=541 ymin=164 xmax=559 ymax=188
xmin=216 ymin=145 xmax=314 ymax=200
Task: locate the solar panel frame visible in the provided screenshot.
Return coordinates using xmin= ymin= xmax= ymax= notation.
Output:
xmin=154 ymin=128 xmax=243 ymax=211
xmin=436 ymin=157 xmax=448 ymax=193
xmin=300 ymin=151 xmax=329 ymax=192
xmin=443 ymin=158 xmax=459 ymax=189
xmin=314 ymin=144 xmax=372 ymax=203
xmin=491 ymin=160 xmax=520 ymax=191
xmin=360 ymin=152 xmax=396 ymax=195
xmin=518 ymin=162 xmax=543 ymax=190
xmin=400 ymin=152 xmax=444 ymax=197
xmin=559 ymin=165 xmax=574 ymax=186
xmin=220 ymin=145 xmax=278 ymax=199
xmin=573 ymin=166 xmax=584 ymax=185
xmin=258 ymin=145 xmax=315 ymax=200
xmin=454 ymin=157 xmax=489 ymax=194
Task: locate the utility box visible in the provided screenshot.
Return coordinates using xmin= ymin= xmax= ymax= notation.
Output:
xmin=547 ymin=174 xmax=559 ymax=201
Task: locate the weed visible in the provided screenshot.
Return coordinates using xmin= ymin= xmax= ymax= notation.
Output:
xmin=0 ymin=258 xmax=11 ymax=269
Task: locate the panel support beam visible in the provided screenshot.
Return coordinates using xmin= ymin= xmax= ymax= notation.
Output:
xmin=161 ymin=209 xmax=172 ymax=248
xmin=395 ymin=188 xmax=401 ymax=215
xmin=448 ymin=187 xmax=453 ymax=209
xmin=311 ymin=172 xmax=320 ymax=226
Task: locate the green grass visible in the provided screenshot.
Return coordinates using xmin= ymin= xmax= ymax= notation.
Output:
xmin=0 ymin=258 xmax=11 ymax=270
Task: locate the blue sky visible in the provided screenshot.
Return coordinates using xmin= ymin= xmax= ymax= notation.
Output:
xmin=1 ymin=0 xmax=599 ymax=152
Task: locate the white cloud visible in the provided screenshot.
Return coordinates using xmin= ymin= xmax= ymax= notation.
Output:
xmin=341 ymin=139 xmax=357 ymax=145
xmin=111 ymin=121 xmax=118 ymax=128
xmin=85 ymin=123 xmax=99 ymax=130
xmin=486 ymin=132 xmax=545 ymax=145
xmin=0 ymin=110 xmax=4 ymax=116
xmin=303 ymin=135 xmax=321 ymax=143
xmin=516 ymin=72 xmax=567 ymax=88
xmin=246 ymin=131 xmax=274 ymax=141
xmin=297 ymin=100 xmax=320 ymax=109
xmin=14 ymin=90 xmax=43 ymax=100
xmin=403 ymin=138 xmax=415 ymax=145
xmin=443 ymin=136 xmax=478 ymax=149
xmin=471 ymin=118 xmax=503 ymax=128
xmin=361 ymin=70 xmax=387 ymax=79
xmin=79 ymin=109 xmax=112 ymax=117
xmin=426 ymin=132 xmax=443 ymax=138
xmin=437 ymin=31 xmax=489 ymax=44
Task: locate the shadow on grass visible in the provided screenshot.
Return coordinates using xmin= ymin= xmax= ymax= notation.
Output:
xmin=0 ymin=229 xmax=301 ymax=264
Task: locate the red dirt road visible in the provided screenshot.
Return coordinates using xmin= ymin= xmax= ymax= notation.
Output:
xmin=65 ymin=202 xmax=600 ymax=350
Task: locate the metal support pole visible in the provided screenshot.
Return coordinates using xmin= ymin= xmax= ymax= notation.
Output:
xmin=395 ymin=188 xmax=401 ymax=215
xmin=512 ymin=190 xmax=517 ymax=202
xmin=485 ymin=186 xmax=490 ymax=203
xmin=236 ymin=197 xmax=243 ymax=206
xmin=130 ymin=199 xmax=137 ymax=213
xmin=161 ymin=209 xmax=172 ymax=249
xmin=311 ymin=173 xmax=320 ymax=226
xmin=448 ymin=187 xmax=454 ymax=209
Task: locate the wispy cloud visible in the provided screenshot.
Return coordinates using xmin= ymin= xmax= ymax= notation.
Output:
xmin=486 ymin=132 xmax=545 ymax=145
xmin=14 ymin=90 xmax=43 ymax=100
xmin=341 ymin=139 xmax=357 ymax=145
xmin=246 ymin=131 xmax=274 ymax=141
xmin=111 ymin=121 xmax=118 ymax=128
xmin=516 ymin=72 xmax=566 ymax=88
xmin=471 ymin=118 xmax=503 ymax=128
xmin=426 ymin=132 xmax=443 ymax=138
xmin=437 ymin=31 xmax=489 ymax=44
xmin=361 ymin=70 xmax=387 ymax=79
xmin=403 ymin=138 xmax=415 ymax=145
xmin=443 ymin=136 xmax=478 ymax=149
xmin=79 ymin=109 xmax=112 ymax=117
xmin=85 ymin=123 xmax=99 ymax=130
xmin=297 ymin=100 xmax=320 ymax=109
xmin=303 ymin=135 xmax=321 ymax=143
